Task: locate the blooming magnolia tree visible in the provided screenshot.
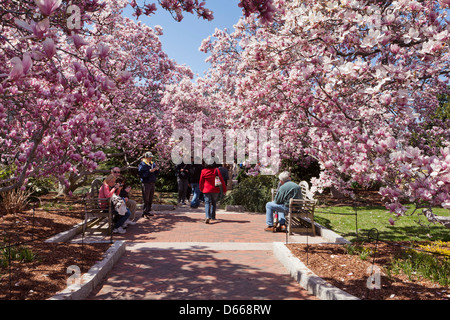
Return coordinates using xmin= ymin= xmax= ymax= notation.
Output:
xmin=59 ymin=3 xmax=194 ymax=194
xmin=0 ymin=0 xmax=274 ymax=195
xmin=0 ymin=0 xmax=188 ymax=194
xmin=1 ymin=0 xmax=110 ymax=193
xmin=165 ymin=0 xmax=450 ymax=214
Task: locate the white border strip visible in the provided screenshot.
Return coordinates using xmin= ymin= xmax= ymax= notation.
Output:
xmin=273 ymin=242 xmax=359 ymax=300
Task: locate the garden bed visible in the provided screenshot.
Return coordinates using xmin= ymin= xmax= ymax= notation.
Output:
xmin=0 ymin=196 xmax=110 ymax=300
xmin=287 ymin=242 xmax=449 ymax=300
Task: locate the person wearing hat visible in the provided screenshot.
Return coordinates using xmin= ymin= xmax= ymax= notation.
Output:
xmin=138 ymin=152 xmax=160 ymax=218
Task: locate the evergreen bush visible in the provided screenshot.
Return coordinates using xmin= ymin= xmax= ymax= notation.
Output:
xmin=222 ymin=175 xmax=278 ymax=212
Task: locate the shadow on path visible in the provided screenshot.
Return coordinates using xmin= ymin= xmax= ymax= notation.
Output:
xmin=89 ymin=248 xmax=314 ymax=300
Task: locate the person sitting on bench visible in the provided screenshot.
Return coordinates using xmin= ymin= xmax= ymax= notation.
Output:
xmin=265 ymin=171 xmax=302 ymax=232
xmin=98 ymin=174 xmax=131 ymax=234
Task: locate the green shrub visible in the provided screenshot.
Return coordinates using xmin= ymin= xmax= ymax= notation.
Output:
xmin=221 ymin=175 xmax=278 ymax=212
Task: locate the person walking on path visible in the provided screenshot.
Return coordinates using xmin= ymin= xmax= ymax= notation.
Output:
xmin=199 ymin=163 xmax=226 ymax=224
xmin=138 ymin=152 xmax=160 ymax=218
xmin=217 ymin=164 xmax=229 ymax=202
xmin=189 ymin=158 xmax=203 ymax=208
xmin=175 ymin=162 xmax=190 ymax=205
xmin=265 ymin=171 xmax=302 ymax=232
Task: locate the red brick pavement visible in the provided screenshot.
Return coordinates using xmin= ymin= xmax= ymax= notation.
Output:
xmin=112 ymin=209 xmax=289 ymax=243
xmin=88 ymin=207 xmax=318 ymax=300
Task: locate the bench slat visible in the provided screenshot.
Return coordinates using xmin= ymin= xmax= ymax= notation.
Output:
xmin=288 ymin=198 xmax=316 ymax=236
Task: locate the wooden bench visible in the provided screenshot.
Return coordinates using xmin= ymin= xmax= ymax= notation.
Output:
xmin=271 ymin=180 xmax=317 ymax=236
xmin=287 ymin=198 xmax=317 ymax=236
xmin=82 ymin=178 xmax=113 ymax=242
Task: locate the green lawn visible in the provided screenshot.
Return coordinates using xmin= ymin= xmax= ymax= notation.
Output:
xmin=314 ymin=205 xmax=450 ymax=242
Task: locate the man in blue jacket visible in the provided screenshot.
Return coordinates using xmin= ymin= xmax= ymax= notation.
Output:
xmin=138 ymin=152 xmax=160 ymax=218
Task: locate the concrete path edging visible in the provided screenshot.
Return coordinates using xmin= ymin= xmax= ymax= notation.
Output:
xmin=45 ymin=221 xmax=86 ymax=243
xmin=49 ymin=240 xmax=126 ymax=300
xmin=272 ymin=242 xmax=359 ymax=300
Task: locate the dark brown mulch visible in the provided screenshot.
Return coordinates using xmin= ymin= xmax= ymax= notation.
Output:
xmin=287 ymin=242 xmax=449 ymax=300
xmin=0 ymin=195 xmax=110 ymax=300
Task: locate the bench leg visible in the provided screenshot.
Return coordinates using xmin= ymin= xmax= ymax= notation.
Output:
xmin=311 ymin=219 xmax=316 ymax=236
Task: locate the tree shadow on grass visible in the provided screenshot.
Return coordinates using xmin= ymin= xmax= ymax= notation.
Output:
xmin=360 ymin=225 xmax=450 ymax=242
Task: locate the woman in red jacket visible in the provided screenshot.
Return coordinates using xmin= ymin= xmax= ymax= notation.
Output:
xmin=199 ymin=163 xmax=227 ymax=223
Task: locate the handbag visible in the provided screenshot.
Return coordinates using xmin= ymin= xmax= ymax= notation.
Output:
xmin=111 ymin=194 xmax=127 ymax=216
xmin=214 ymin=169 xmax=222 ymax=187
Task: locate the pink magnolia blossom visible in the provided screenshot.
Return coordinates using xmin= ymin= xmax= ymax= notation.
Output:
xmin=85 ymin=46 xmax=96 ymax=59
xmin=42 ymin=38 xmax=56 ymax=59
xmin=71 ymin=33 xmax=88 ymax=50
xmin=8 ymin=57 xmax=24 ymax=80
xmin=144 ymin=3 xmax=157 ymax=15
xmin=15 ymin=18 xmax=49 ymax=39
xmin=1 ymin=0 xmax=449 ymax=208
xmin=97 ymin=43 xmax=109 ymax=58
xmin=34 ymin=0 xmax=62 ymax=16
xmin=117 ymin=70 xmax=132 ymax=82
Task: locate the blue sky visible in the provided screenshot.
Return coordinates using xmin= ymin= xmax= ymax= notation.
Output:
xmin=124 ymin=1 xmax=243 ymax=78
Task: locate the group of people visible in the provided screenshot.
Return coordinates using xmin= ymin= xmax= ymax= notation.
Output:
xmin=98 ymin=166 xmax=138 ymax=234
xmin=98 ymin=151 xmax=300 ymax=233
xmin=98 ymin=152 xmax=231 ymax=233
xmin=97 ymin=151 xmax=159 ymax=233
xmin=175 ymin=159 xmax=229 ymax=223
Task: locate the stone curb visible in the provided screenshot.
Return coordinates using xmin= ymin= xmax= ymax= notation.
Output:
xmin=45 ymin=221 xmax=86 ymax=243
xmin=273 ymin=242 xmax=360 ymax=300
xmin=277 ymin=220 xmax=359 ymax=300
xmin=314 ymin=220 xmax=351 ymax=244
xmin=48 ymin=240 xmax=126 ymax=300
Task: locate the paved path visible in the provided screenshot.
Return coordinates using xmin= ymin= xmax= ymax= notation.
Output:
xmin=87 ymin=205 xmax=323 ymax=300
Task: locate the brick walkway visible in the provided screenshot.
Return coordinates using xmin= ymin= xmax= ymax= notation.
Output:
xmin=87 ymin=206 xmax=321 ymax=300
